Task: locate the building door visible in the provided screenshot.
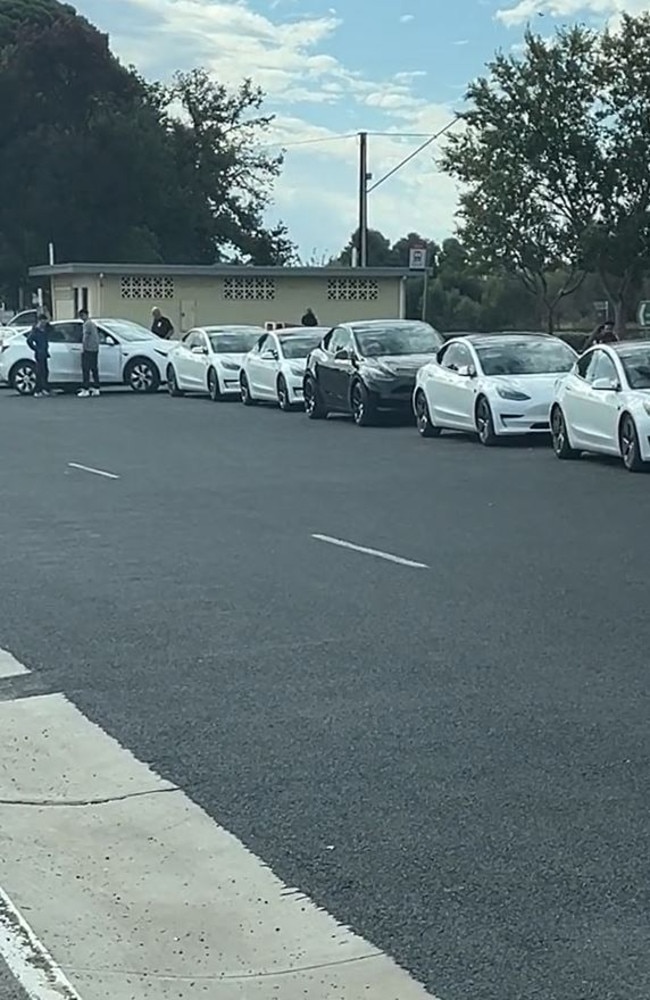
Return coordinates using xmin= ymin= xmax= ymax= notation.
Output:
xmin=180 ymin=300 xmax=197 ymax=334
xmin=73 ymin=287 xmax=89 ymax=315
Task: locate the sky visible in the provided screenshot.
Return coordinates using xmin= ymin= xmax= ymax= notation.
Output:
xmin=73 ymin=0 xmax=646 ymax=259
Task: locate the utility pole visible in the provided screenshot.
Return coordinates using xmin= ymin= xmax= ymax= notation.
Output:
xmin=357 ymin=131 xmax=368 ymax=267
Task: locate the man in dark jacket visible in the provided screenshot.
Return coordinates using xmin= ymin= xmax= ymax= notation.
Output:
xmin=584 ymin=320 xmax=617 ymax=349
xmin=26 ymin=314 xmax=51 ymax=396
xmin=151 ymin=307 xmax=174 ymax=339
xmin=301 ymin=307 xmax=318 ymax=327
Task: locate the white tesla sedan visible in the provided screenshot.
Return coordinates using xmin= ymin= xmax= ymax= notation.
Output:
xmin=166 ymin=326 xmax=263 ymax=400
xmin=413 ymin=334 xmax=577 ymax=445
xmin=240 ymin=327 xmax=327 ymax=410
xmin=0 ymin=318 xmax=172 ymax=394
xmin=550 ymin=340 xmax=650 ymax=472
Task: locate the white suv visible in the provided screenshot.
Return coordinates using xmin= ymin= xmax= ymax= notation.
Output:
xmin=0 ymin=319 xmax=172 ymax=395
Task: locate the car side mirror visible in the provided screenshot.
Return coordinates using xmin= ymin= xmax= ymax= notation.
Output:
xmin=457 ymin=364 xmax=476 ymax=377
xmin=592 ymin=377 xmax=620 ymax=391
xmin=261 ymin=349 xmax=278 ymax=361
xmin=191 ymin=346 xmax=206 ymax=355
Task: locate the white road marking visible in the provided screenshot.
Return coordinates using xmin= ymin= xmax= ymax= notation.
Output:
xmin=0 ymin=649 xmax=438 ymax=999
xmin=0 ymin=886 xmax=83 ymax=1000
xmin=67 ymin=463 xmax=119 ymax=480
xmin=312 ymin=533 xmax=429 ymax=569
xmin=0 ymin=650 xmax=27 ymax=679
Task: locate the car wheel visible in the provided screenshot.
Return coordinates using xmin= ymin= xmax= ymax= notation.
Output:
xmin=277 ymin=375 xmax=293 ymax=411
xmin=10 ymin=361 xmax=36 ymax=396
xmin=351 ymin=380 xmax=377 ymax=427
xmin=620 ymin=413 xmax=644 ymax=472
xmin=550 ymin=406 xmax=579 ymax=460
xmin=167 ymin=366 xmax=183 ymax=397
xmin=240 ymin=373 xmax=256 ymax=406
xmin=208 ymin=368 xmax=222 ymax=402
xmin=475 ymin=396 xmax=497 ymax=446
xmin=414 ymin=390 xmax=441 ymax=438
xmin=125 ymin=359 xmax=160 ymax=393
xmin=304 ymin=377 xmax=327 ymax=419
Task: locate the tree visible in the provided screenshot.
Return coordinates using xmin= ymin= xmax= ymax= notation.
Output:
xmin=162 ymin=70 xmax=295 ymax=264
xmin=0 ymin=2 xmax=294 ymax=304
xmin=442 ymin=17 xmax=650 ymax=333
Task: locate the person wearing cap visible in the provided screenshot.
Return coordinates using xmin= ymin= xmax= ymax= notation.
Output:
xmin=151 ymin=307 xmax=174 ymax=339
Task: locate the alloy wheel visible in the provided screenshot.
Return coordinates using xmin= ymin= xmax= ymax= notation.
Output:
xmin=14 ymin=364 xmax=36 ymax=395
xmin=130 ymin=363 xmax=154 ymax=391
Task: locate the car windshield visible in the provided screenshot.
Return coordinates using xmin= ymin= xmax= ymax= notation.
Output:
xmin=619 ymin=347 xmax=650 ymax=389
xmin=208 ymin=331 xmax=261 ymax=353
xmin=101 ymin=320 xmax=157 ymax=342
xmin=476 ymin=339 xmax=576 ymax=376
xmin=354 ymin=323 xmax=443 ymax=357
xmin=278 ymin=333 xmax=322 ymax=359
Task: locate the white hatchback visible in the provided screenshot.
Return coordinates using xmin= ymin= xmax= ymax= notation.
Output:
xmin=166 ymin=326 xmax=263 ymax=401
xmin=240 ymin=327 xmax=327 ymax=410
xmin=551 ymin=340 xmax=650 ymax=472
xmin=0 ymin=319 xmax=173 ymax=394
xmin=413 ymin=334 xmax=577 ymax=445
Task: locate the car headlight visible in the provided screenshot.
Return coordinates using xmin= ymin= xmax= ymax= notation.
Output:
xmin=221 ymin=361 xmax=240 ymax=371
xmin=497 ymin=386 xmax=531 ymax=401
xmin=643 ymin=402 xmax=650 ymax=416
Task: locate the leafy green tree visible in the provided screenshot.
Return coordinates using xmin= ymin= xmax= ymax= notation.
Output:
xmin=442 ymin=17 xmax=650 ymax=333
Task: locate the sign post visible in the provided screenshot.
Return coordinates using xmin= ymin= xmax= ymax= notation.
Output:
xmin=409 ymin=243 xmax=429 ymax=322
xmin=637 ymin=301 xmax=650 ymax=328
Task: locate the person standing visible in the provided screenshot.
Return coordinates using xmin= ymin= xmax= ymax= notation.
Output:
xmin=77 ymin=309 xmax=100 ymax=397
xmin=151 ymin=307 xmax=174 ymax=339
xmin=26 ymin=314 xmax=51 ymax=397
xmin=584 ymin=320 xmax=618 ymax=350
xmin=301 ymin=307 xmax=318 ymax=327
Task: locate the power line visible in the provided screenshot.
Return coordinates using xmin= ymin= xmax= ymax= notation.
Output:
xmin=367 ymin=116 xmax=459 ymax=193
xmin=266 ymin=132 xmax=357 ymax=149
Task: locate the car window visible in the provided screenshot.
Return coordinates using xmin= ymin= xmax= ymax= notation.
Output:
xmin=618 ymin=347 xmax=650 ymax=389
xmin=184 ymin=331 xmax=202 ymax=350
xmin=329 ymin=327 xmax=353 ymax=355
xmin=589 ymin=351 xmax=618 ymax=384
xmin=439 ymin=342 xmax=470 ymax=371
xmin=60 ymin=323 xmax=83 ymax=344
xmin=576 ymin=351 xmax=598 ymax=381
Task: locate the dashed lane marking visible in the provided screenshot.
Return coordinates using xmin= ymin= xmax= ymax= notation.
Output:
xmin=312 ymin=533 xmax=429 ymax=569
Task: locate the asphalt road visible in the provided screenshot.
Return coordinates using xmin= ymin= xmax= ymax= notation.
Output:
xmin=1 ymin=385 xmax=649 ymax=1000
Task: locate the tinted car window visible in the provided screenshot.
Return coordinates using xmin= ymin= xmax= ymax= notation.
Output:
xmin=618 ymin=347 xmax=650 ymax=389
xmin=329 ymin=327 xmax=353 ymax=354
xmin=590 ymin=352 xmax=618 ymax=383
xmin=439 ymin=342 xmax=470 ymax=370
xmin=354 ymin=322 xmax=443 ymax=357
xmin=576 ymin=351 xmax=597 ymax=380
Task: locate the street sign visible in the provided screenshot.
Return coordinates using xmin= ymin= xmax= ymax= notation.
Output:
xmin=638 ymin=301 xmax=650 ymax=327
xmin=409 ymin=245 xmax=427 ymax=270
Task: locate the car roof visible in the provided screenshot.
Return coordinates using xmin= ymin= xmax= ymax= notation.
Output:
xmin=608 ymin=340 xmax=650 ymax=352
xmin=346 ymin=319 xmax=431 ymax=330
xmin=277 ymin=327 xmax=329 ymax=335
xmin=199 ymin=325 xmax=264 ymax=333
xmin=449 ymin=333 xmax=558 ymax=347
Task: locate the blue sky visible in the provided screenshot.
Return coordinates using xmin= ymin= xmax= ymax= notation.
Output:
xmin=73 ymin=0 xmax=631 ymax=259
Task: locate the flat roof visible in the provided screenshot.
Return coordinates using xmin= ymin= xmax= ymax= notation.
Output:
xmin=29 ymin=263 xmax=410 ymax=279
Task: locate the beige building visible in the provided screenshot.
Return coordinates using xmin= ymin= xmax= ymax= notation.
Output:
xmin=29 ymin=263 xmax=410 ymax=333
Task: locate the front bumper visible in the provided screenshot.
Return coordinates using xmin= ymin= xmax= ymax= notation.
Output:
xmin=494 ymin=400 xmax=551 ymax=435
xmin=287 ymin=378 xmax=304 ymax=403
xmin=368 ymin=376 xmax=415 ymax=409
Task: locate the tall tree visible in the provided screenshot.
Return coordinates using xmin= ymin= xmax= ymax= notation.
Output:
xmin=442 ymin=18 xmax=650 ymax=333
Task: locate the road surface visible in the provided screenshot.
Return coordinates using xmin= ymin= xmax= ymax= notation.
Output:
xmin=0 ymin=386 xmax=648 ymax=999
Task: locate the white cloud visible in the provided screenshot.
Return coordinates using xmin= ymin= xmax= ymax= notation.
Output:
xmin=495 ymin=0 xmax=648 ymax=26
xmin=400 ymin=13 xmax=415 ymax=22
xmin=100 ymin=0 xmax=459 ymax=255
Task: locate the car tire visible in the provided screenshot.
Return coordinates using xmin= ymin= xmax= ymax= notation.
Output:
xmin=125 ymin=358 xmax=160 ymax=393
xmin=277 ymin=375 xmax=293 ymax=411
xmin=475 ymin=396 xmax=497 ymax=446
xmin=167 ymin=366 xmax=183 ymax=397
xmin=10 ymin=360 xmax=36 ymax=396
xmin=619 ymin=413 xmax=645 ymax=472
xmin=240 ymin=373 xmax=256 ymax=406
xmin=208 ymin=368 xmax=222 ymax=402
xmin=414 ymin=390 xmax=441 ymax=438
xmin=304 ymin=377 xmax=327 ymax=419
xmin=550 ymin=406 xmax=579 ymax=460
xmin=351 ymin=380 xmax=377 ymax=427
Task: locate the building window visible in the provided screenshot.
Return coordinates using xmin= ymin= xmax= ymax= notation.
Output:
xmin=327 ymin=278 xmax=379 ymax=301
xmin=120 ymin=276 xmax=174 ymax=299
xmin=224 ymin=277 xmax=275 ymax=300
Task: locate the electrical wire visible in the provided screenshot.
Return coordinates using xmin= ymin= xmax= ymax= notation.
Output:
xmin=367 ymin=117 xmax=459 ymax=193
